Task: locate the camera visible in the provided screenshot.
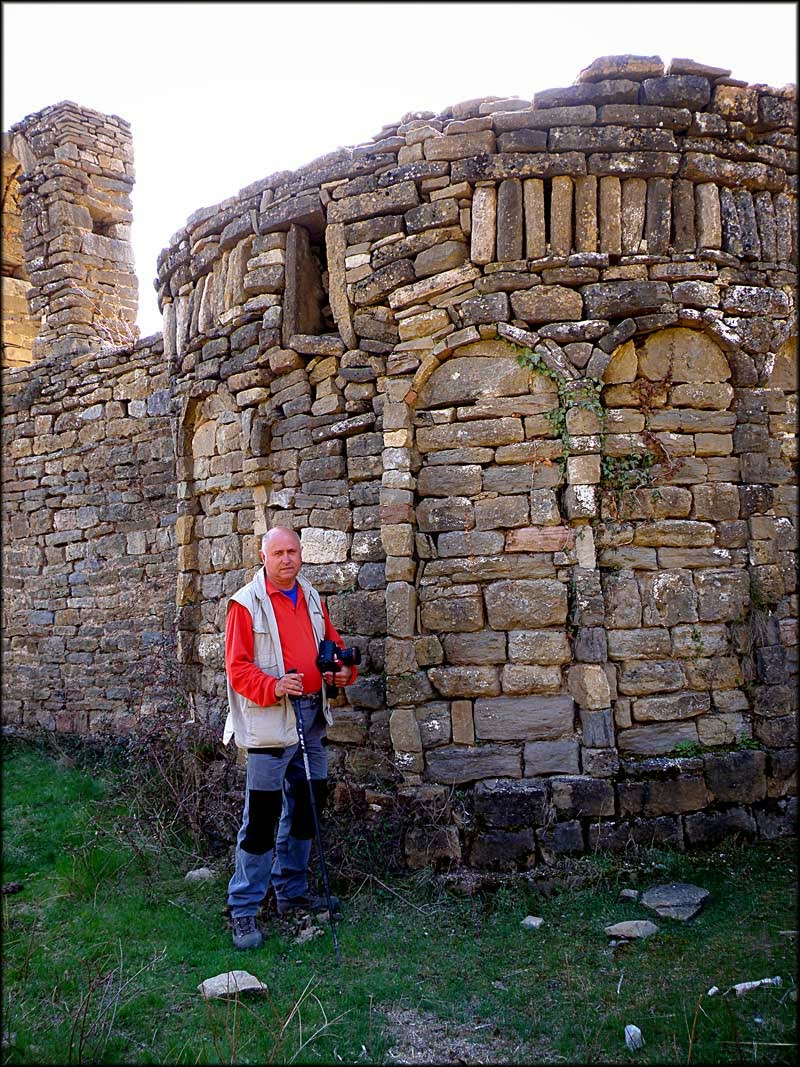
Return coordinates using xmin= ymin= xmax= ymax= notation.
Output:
xmin=316 ymin=640 xmax=361 ymax=696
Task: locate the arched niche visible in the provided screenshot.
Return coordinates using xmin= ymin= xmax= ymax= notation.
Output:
xmin=598 ymin=325 xmax=752 ymax=756
xmin=401 ymin=339 xmax=578 ymax=786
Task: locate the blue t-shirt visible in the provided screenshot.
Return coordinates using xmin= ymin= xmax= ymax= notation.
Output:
xmin=279 ymin=583 xmax=299 ymax=607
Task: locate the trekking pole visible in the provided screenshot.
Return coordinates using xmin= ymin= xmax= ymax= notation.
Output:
xmin=288 ymin=683 xmax=341 ymax=965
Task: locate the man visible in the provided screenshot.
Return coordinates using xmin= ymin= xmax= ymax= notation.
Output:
xmin=223 ymin=526 xmax=356 ymax=949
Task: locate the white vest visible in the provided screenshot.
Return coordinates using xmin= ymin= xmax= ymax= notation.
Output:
xmin=223 ymin=571 xmax=331 ymax=750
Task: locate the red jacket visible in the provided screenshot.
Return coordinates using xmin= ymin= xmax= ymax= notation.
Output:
xmin=225 ymin=572 xmax=356 ymax=706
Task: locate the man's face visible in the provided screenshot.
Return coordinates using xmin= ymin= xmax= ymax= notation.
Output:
xmin=261 ymin=530 xmax=302 ymax=590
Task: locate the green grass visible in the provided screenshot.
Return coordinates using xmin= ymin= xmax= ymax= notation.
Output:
xmin=1 ymin=739 xmax=796 ymax=1064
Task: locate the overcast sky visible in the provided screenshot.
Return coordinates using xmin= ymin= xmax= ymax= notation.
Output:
xmin=2 ymin=1 xmax=797 ymax=337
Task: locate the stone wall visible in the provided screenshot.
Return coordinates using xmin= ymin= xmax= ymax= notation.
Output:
xmin=2 ymin=55 xmax=797 ymax=865
xmin=1 ymin=335 xmax=175 ymax=733
xmin=2 ymin=101 xmax=137 ymax=364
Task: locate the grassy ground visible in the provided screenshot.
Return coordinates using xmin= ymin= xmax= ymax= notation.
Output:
xmin=1 ymin=738 xmax=796 ymax=1065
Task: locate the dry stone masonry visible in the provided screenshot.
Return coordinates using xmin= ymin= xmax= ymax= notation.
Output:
xmin=2 ymin=56 xmax=797 ymax=868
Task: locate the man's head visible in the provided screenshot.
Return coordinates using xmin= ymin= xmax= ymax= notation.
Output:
xmin=260 ymin=527 xmax=302 ymax=590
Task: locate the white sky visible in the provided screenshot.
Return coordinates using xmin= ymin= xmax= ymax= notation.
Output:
xmin=2 ymin=1 xmax=797 ymax=337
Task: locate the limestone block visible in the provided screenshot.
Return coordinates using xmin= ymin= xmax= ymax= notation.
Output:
xmin=442 ymin=631 xmax=506 ymax=665
xmin=603 ymin=340 xmax=637 ymax=383
xmin=389 ymin=264 xmax=479 ymax=310
xmin=417 ymin=465 xmax=482 ymax=498
xmin=550 ymin=176 xmax=573 ymax=254
xmin=501 ymin=664 xmax=563 ymax=694
xmin=638 ymin=328 xmax=731 ymax=383
xmin=437 ymin=530 xmax=504 ymax=557
xmin=416 ymin=497 xmax=474 ymax=532
xmin=474 ymin=778 xmax=549 ymax=828
xmin=416 ymin=703 xmax=452 ymax=748
xmin=621 ymin=178 xmax=647 ymax=252
xmin=471 ymin=185 xmax=497 ymax=265
xmin=416 ymin=417 xmax=524 ymax=453
xmin=574 ymin=175 xmax=598 ymax=252
xmin=550 ymin=775 xmax=615 ymax=820
xmin=579 ymin=707 xmax=615 ymax=747
xmin=497 ymin=619 xmax=577 ymax=663
xmin=420 ymin=588 xmax=484 ymax=633
xmin=694 ymin=570 xmax=750 ymax=622
xmin=511 ymin=285 xmax=583 ymax=324
xmin=607 ymin=628 xmax=671 ymax=660
xmin=385 ymin=582 xmax=417 ymax=639
xmin=617 ymin=720 xmax=698 ymax=755
xmin=568 ymin=664 xmax=611 ymax=709
xmin=474 ymin=694 xmax=574 ymax=741
xmin=428 ymin=666 xmax=501 ymax=699
xmin=523 ymin=740 xmax=580 ymax=775
xmin=451 ymin=700 xmax=475 ymax=745
xmin=390 ymin=707 xmax=423 ymax=752
xmin=691 ymin=483 xmax=740 ymax=521
xmin=485 ymin=579 xmax=567 ymax=629
xmin=299 ymin=527 xmax=349 ymax=564
xmin=618 ymin=775 xmax=708 ymax=816
xmin=475 ymin=496 xmax=529 ymax=530
xmin=424 ymin=744 xmax=522 ymax=784
xmin=684 ymin=656 xmax=743 ymax=691
xmin=417 ymin=350 xmax=529 ymax=407
xmin=414 ymin=240 xmax=468 ymax=279
xmin=496 ymin=178 xmax=524 ymax=261
xmin=423 ymin=131 xmax=496 ymax=160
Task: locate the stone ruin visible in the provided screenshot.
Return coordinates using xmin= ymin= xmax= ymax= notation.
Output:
xmin=2 ymin=56 xmax=797 ymax=869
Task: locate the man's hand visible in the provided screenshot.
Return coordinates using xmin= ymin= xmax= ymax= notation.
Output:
xmin=275 ymin=672 xmax=304 ymax=698
xmin=323 ymin=666 xmax=354 ymax=688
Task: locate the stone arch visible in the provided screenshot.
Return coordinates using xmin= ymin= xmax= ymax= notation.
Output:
xmin=598 ymin=324 xmax=754 ymax=758
xmin=175 ymin=385 xmax=253 ymax=713
xmin=386 ymin=337 xmax=579 ymax=811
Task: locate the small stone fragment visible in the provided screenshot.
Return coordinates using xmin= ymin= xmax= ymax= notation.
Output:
xmin=521 ymin=915 xmax=544 ymax=929
xmin=198 ymin=971 xmax=267 ymax=998
xmin=604 ymin=920 xmax=659 ymax=939
xmin=639 ymin=882 xmax=710 ymax=921
xmin=185 ymin=867 xmax=216 ymax=883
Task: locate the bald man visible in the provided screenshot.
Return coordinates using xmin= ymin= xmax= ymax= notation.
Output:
xmin=223 ymin=527 xmax=356 ymax=949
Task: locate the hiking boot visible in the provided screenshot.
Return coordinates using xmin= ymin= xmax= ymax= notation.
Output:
xmin=276 ymin=893 xmax=341 ymax=917
xmin=231 ymin=914 xmax=263 ymax=949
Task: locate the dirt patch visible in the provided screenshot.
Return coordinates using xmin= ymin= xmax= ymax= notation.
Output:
xmin=382 ymin=1007 xmax=542 ymax=1065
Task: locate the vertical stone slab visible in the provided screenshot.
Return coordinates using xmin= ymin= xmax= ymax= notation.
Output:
xmin=695 ymin=183 xmax=722 ymax=249
xmin=774 ymin=193 xmax=793 ymax=263
xmin=734 ymin=189 xmax=761 ymax=260
xmin=599 ymin=176 xmax=622 ymax=255
xmin=471 ymin=184 xmax=497 ymax=265
xmin=574 ymin=176 xmax=598 ymax=253
xmin=754 ymin=191 xmax=777 ymax=262
xmin=671 ymin=178 xmax=695 ymax=251
xmin=621 ymin=178 xmax=646 ymax=253
xmin=550 ymin=176 xmax=574 ymax=255
xmin=524 ymin=179 xmax=546 ymax=258
xmin=496 ymin=178 xmax=523 ymax=261
xmin=452 ymin=700 xmax=476 ymax=744
xmin=282 ymin=223 xmax=323 ymax=348
xmin=719 ymin=187 xmax=742 ymax=257
xmin=325 ymin=221 xmax=357 ymax=349
xmin=645 ymin=177 xmax=671 ymax=254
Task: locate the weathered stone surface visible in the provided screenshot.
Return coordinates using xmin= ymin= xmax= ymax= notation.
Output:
xmin=639 ymin=882 xmax=710 ymax=921
xmin=474 ymin=778 xmax=549 ymax=827
xmin=511 ymin=286 xmax=583 ymax=324
xmin=551 ymin=775 xmax=615 ymax=817
xmin=581 ymin=281 xmax=671 ymax=318
xmin=424 ymin=744 xmax=522 ymax=784
xmin=484 ymin=579 xmax=568 ymax=629
xmin=604 ymin=920 xmax=659 ymax=939
xmin=524 ymin=739 xmax=581 ymax=775
xmin=474 ymin=695 xmax=575 ymax=741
